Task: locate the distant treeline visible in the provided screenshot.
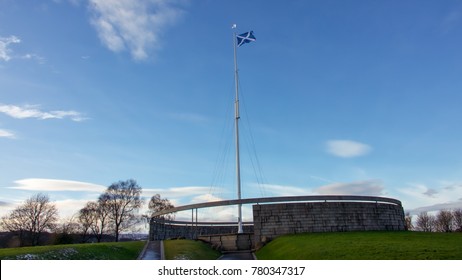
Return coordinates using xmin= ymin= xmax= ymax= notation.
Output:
xmin=0 ymin=179 xmax=171 ymax=248
xmin=406 ymin=209 xmax=462 ymax=232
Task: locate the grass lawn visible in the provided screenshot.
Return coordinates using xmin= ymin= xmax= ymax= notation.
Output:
xmin=0 ymin=241 xmax=145 ymax=260
xmin=256 ymin=231 xmax=462 ymax=260
xmin=163 ymin=239 xmax=221 ymax=260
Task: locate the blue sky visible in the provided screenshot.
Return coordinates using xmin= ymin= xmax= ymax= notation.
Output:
xmin=1 ymin=0 xmax=462 ymax=223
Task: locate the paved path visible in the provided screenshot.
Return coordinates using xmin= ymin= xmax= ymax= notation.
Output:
xmin=138 ymin=241 xmax=162 ymax=260
xmin=138 ymin=240 xmax=256 ymax=260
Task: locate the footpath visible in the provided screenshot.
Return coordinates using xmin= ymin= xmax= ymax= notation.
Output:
xmin=137 ymin=241 xmax=256 ymax=260
xmin=137 ymin=241 xmax=163 ymax=260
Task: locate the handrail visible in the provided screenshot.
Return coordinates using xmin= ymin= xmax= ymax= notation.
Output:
xmin=151 ymin=195 xmax=401 ymax=217
xmin=151 ymin=219 xmax=254 ymax=226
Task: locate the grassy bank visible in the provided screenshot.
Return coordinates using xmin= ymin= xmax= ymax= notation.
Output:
xmin=0 ymin=241 xmax=145 ymax=260
xmin=256 ymin=231 xmax=462 ymax=260
xmin=5 ymin=231 xmax=459 ymax=260
xmin=163 ymin=239 xmax=221 ymax=260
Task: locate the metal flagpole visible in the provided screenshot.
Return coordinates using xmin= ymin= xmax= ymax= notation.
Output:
xmin=232 ymin=24 xmax=243 ymax=234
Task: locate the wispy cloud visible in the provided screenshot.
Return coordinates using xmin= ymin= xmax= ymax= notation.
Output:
xmin=0 ymin=35 xmax=45 ymax=63
xmin=315 ymin=180 xmax=384 ymax=196
xmin=0 ymin=128 xmax=15 ymax=139
xmin=0 ymin=201 xmax=14 ymax=217
xmin=21 ymin=53 xmax=46 ymax=64
xmin=174 ymin=204 xmax=249 ymax=222
xmin=9 ymin=178 xmax=106 ymax=192
xmin=0 ymin=104 xmax=87 ymax=122
xmin=308 ymin=175 xmax=335 ymax=184
xmin=399 ymin=181 xmax=462 ymax=211
xmin=2 ymin=197 xmax=101 ymax=218
xmin=408 ymin=199 xmax=462 ymax=215
xmin=190 ymin=193 xmax=224 ymax=204
xmin=55 ymin=198 xmax=94 ymax=217
xmin=88 ymin=0 xmax=185 ymax=61
xmin=254 ymin=180 xmax=385 ymax=197
xmin=143 ymin=186 xmax=215 ymax=199
xmin=0 ymin=201 xmax=11 ymax=207
xmin=0 ymin=35 xmax=21 ymax=61
xmin=143 ymin=186 xmax=246 ymax=222
xmin=326 ymin=139 xmax=372 ymax=158
xmin=423 ymin=188 xmax=438 ymax=197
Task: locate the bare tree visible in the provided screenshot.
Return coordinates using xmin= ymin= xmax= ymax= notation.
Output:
xmin=435 ymin=210 xmax=453 ymax=232
xmin=0 ymin=193 xmax=59 ymax=246
xmin=416 ymin=212 xmax=436 ymax=232
xmin=147 ymin=194 xmax=175 ymax=220
xmin=404 ymin=212 xmax=413 ymax=231
xmin=78 ymin=199 xmax=112 ymax=243
xmin=1 ymin=205 xmax=29 ymax=246
xmin=55 ymin=215 xmax=80 ymax=244
xmin=101 ymin=179 xmax=143 ymax=242
xmin=78 ymin=204 xmax=94 ymax=242
xmin=79 ymin=201 xmax=110 ymax=243
xmin=59 ymin=216 xmax=80 ymax=235
xmin=453 ymin=209 xmax=462 ymax=232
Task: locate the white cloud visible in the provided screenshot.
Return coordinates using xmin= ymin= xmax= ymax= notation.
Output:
xmin=9 ymin=178 xmax=106 ymax=192
xmin=408 ymin=199 xmax=462 ymax=215
xmin=143 ymin=186 xmax=253 ymax=223
xmin=21 ymin=53 xmax=46 ymax=64
xmin=0 ymin=129 xmax=15 ymax=139
xmin=0 ymin=201 xmax=11 ymax=207
xmin=423 ymin=188 xmax=438 ymax=197
xmin=0 ymin=104 xmax=87 ymax=122
xmin=326 ymin=139 xmax=372 ymax=158
xmin=174 ymin=204 xmax=254 ymax=223
xmin=55 ymin=198 xmax=94 ymax=217
xmin=88 ymin=0 xmax=184 ymax=61
xmin=143 ymin=186 xmax=218 ymax=201
xmin=308 ymin=175 xmax=334 ymax=184
xmin=315 ymin=180 xmax=384 ymax=196
xmin=399 ymin=181 xmax=462 ymax=211
xmin=0 ymin=35 xmax=21 ymax=61
xmin=2 ymin=198 xmax=101 ymax=219
xmin=190 ymin=193 xmax=223 ymax=204
xmin=0 ymin=35 xmax=45 ymax=63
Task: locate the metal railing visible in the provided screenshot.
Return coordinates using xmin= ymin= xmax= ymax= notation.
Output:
xmin=151 ymin=195 xmax=402 ymax=218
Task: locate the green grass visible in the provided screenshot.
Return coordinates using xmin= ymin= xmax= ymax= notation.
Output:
xmin=163 ymin=239 xmax=221 ymax=260
xmin=0 ymin=241 xmax=145 ymax=260
xmin=6 ymin=232 xmax=458 ymax=260
xmin=256 ymin=231 xmax=462 ymax=260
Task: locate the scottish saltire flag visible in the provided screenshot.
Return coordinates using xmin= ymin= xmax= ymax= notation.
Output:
xmin=237 ymin=31 xmax=256 ymax=47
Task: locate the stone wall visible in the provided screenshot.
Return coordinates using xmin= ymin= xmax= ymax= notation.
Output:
xmin=149 ymin=197 xmax=406 ymax=250
xmin=198 ymin=233 xmax=254 ymax=251
xmin=253 ymin=202 xmax=405 ymax=244
xmin=149 ymin=221 xmax=254 ymax=240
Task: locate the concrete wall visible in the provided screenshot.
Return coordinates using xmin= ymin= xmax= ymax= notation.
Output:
xmin=253 ymin=202 xmax=405 ymax=244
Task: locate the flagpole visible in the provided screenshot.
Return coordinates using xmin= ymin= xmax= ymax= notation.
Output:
xmin=232 ymin=24 xmax=244 ymax=234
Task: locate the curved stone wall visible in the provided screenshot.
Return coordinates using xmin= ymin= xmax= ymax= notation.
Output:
xmin=149 ymin=196 xmax=406 ymax=249
xmin=253 ymin=201 xmax=405 ymax=244
xmin=149 ymin=221 xmax=253 ymax=240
